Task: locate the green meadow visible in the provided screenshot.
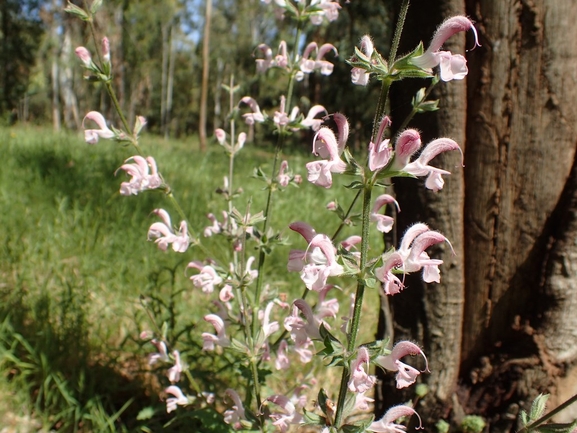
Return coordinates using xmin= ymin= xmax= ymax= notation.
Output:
xmin=0 ymin=125 xmax=382 ymax=431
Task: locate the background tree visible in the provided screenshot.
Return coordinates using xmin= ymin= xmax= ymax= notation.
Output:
xmin=378 ymin=1 xmax=577 ymax=431
xmin=0 ymin=0 xmax=43 ymax=122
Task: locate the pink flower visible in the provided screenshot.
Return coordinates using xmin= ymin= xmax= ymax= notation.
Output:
xmin=117 ymin=155 xmax=161 ymax=195
xmin=309 ymin=0 xmax=341 ymax=25
xmin=274 ymin=95 xmax=298 ymax=127
xmin=392 ymin=129 xmax=422 ymax=168
xmin=284 ymin=299 xmax=321 ymax=346
xmin=74 ymin=46 xmax=92 ymax=67
xmin=287 ymin=221 xmax=318 ymax=272
xmin=204 ymin=212 xmax=222 ymax=237
xmin=300 ymin=234 xmax=344 ymax=291
xmin=371 ymin=194 xmax=400 ymax=233
xmin=411 ymin=16 xmax=480 ymax=81
xmin=260 ymin=302 xmax=280 ymax=339
xmin=101 ymin=37 xmax=110 ymax=63
xmin=255 ymin=40 xmax=288 ymax=72
xmin=275 ymin=40 xmax=289 ymax=68
xmin=219 ymin=284 xmax=235 ymax=302
xmin=367 ymin=405 xmax=422 ymax=432
xmin=348 ymin=347 xmax=376 ymax=393
xmin=215 ymin=129 xmax=246 ymax=154
xmin=305 ymin=114 xmax=349 ymax=188
xmin=167 ymin=350 xmax=182 ymax=383
xmin=375 ymin=252 xmax=405 ymax=296
xmin=147 ymin=209 xmax=190 ymax=253
xmin=277 ymin=160 xmax=291 ymax=187
xmin=224 ymin=389 xmax=246 ymax=429
xmin=275 ymin=340 xmax=290 ymax=370
xmin=255 ymin=43 xmax=273 ymax=72
xmin=299 ymin=42 xmax=338 ymax=76
xmin=398 ymin=224 xmax=453 ymax=283
xmin=239 ymin=96 xmax=266 ymax=124
xmin=165 ymin=386 xmax=189 ymax=413
xmin=369 ymin=116 xmax=393 ymax=171
xmin=355 ymin=392 xmax=375 ymax=412
xmin=187 ymin=261 xmax=223 ymax=293
xmin=300 ymin=105 xmax=327 ymax=131
xmin=351 ymin=36 xmax=374 ymax=86
xmin=264 ymin=394 xmax=303 ymax=432
xmin=402 ymin=138 xmax=463 ymax=191
xmin=202 ymin=314 xmax=230 ymax=351
xmin=82 ymin=111 xmax=115 ymax=144
xmin=147 ymin=338 xmax=169 ymax=365
xmin=404 ymin=230 xmax=452 ymax=283
xmin=376 ymin=341 xmax=429 ymax=389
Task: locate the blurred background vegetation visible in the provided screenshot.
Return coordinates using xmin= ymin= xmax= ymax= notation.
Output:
xmin=2 ymin=0 xmax=393 ymax=145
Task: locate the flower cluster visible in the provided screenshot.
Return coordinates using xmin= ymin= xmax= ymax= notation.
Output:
xmin=70 ymin=1 xmax=478 ymax=431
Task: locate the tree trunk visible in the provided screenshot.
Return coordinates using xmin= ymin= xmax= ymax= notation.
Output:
xmin=378 ymin=0 xmax=577 ymax=430
xmin=199 ymin=0 xmax=212 ymax=151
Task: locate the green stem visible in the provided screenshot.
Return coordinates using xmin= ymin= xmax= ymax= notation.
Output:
xmin=388 ymin=0 xmax=410 ymax=67
xmin=370 ymin=78 xmax=393 ymax=143
xmin=518 ymin=393 xmax=577 ymax=433
xmin=252 ymin=133 xmax=285 ymax=336
xmin=104 ymin=81 xmax=133 ymax=144
xmin=331 ymin=189 xmax=362 ymax=242
xmin=334 ymin=183 xmax=373 ymax=428
xmin=251 ymin=15 xmax=302 ymax=328
xmin=397 ymin=78 xmax=438 ymax=132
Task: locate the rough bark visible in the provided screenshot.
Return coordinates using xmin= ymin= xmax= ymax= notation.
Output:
xmin=199 ymin=0 xmax=212 ymax=152
xmin=378 ymin=0 xmax=577 ymax=430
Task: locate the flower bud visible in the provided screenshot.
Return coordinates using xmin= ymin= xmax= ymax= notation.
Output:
xmin=101 ymin=36 xmax=110 ymax=63
xmin=75 ymin=46 xmax=92 ymax=67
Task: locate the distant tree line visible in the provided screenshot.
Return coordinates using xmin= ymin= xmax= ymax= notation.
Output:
xmin=1 ymin=0 xmax=394 ymax=145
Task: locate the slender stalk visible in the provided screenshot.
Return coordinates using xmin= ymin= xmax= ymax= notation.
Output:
xmin=388 ymin=0 xmax=410 ymax=67
xmin=252 ymin=133 xmax=285 ymax=338
xmin=370 ymin=0 xmax=409 ymax=141
xmin=86 ymin=18 xmax=133 ymax=144
xmin=396 ymin=78 xmax=439 ymax=132
xmin=518 ymin=393 xmax=577 ymax=433
xmin=331 ymin=191 xmax=363 ymax=243
xmin=334 ymin=183 xmax=373 ymax=427
xmin=370 ymin=78 xmax=393 ymax=143
xmin=251 ymin=14 xmax=302 ymax=328
xmin=104 ymin=81 xmax=133 ymax=144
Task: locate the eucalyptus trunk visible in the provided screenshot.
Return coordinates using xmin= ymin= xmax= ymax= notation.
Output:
xmin=378 ymin=1 xmax=577 ymax=430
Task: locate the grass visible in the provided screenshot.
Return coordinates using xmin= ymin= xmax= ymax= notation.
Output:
xmin=0 ymin=124 xmax=382 ymax=431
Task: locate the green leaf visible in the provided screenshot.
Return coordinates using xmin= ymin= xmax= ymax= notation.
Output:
xmin=303 ymin=408 xmax=325 ymax=425
xmin=415 ymin=100 xmax=440 ymax=113
xmin=136 ymin=406 xmax=155 ymax=420
xmin=90 ymin=0 xmax=103 ymax=14
xmin=317 ymin=388 xmax=330 ymax=416
xmin=283 ymin=0 xmax=299 ymax=17
xmin=64 ymin=1 xmax=90 ymax=21
xmin=537 ymin=421 xmax=577 ymax=433
xmin=343 ymin=181 xmax=364 ymax=190
xmin=530 ymin=394 xmax=550 ymax=421
xmin=436 ymin=419 xmax=450 ymax=433
xmin=392 ymin=41 xmax=425 ymax=70
xmin=341 ymin=416 xmax=374 ymax=433
xmin=415 ymin=383 xmax=429 ymax=398
xmin=461 ymin=415 xmax=486 ymax=433
xmin=229 ymin=338 xmax=249 ymax=354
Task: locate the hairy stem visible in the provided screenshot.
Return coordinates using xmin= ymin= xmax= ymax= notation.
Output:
xmin=518 ymin=393 xmax=577 ymax=433
xmin=334 ymin=183 xmax=373 ymax=427
xmin=388 ymin=0 xmax=410 ymax=67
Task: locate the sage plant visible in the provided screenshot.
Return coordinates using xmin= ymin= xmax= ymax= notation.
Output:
xmin=66 ymin=0 xmax=485 ymax=431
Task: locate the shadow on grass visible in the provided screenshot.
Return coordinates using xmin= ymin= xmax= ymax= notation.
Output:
xmin=0 ymin=276 xmax=232 ymax=432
